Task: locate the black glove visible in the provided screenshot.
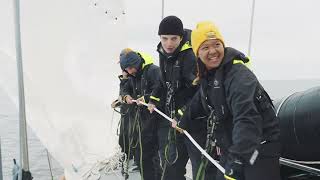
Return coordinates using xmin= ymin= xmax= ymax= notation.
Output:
xmin=224 ymin=158 xmax=244 ymax=180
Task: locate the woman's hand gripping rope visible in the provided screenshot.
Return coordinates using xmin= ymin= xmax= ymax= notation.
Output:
xmin=131 ymin=99 xmax=226 ymax=174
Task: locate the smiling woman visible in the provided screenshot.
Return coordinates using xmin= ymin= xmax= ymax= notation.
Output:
xmin=178 ymin=21 xmax=281 ymax=180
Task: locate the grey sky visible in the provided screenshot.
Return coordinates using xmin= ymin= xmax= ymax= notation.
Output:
xmin=124 ymin=0 xmax=320 ymax=80
xmin=1 ymin=0 xmax=320 ymax=80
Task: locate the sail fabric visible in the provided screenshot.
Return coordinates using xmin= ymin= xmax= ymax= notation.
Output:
xmin=0 ymin=0 xmax=18 ymax=105
xmin=1 ymin=0 xmax=126 ymax=179
xmin=0 ymin=52 xmax=18 ymax=106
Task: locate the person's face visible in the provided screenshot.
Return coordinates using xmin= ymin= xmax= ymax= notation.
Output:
xmin=125 ymin=66 xmax=138 ymax=76
xmin=198 ymin=39 xmax=224 ymax=70
xmin=160 ymin=35 xmax=182 ymax=54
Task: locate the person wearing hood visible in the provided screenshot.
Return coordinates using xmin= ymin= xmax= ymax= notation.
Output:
xmin=121 ymin=50 xmax=162 ymax=180
xmin=112 ymin=48 xmax=132 ymax=156
xmin=148 ymin=15 xmax=198 ymax=180
xmin=111 ymin=48 xmax=141 ymax=175
xmin=177 ymin=21 xmax=281 ymax=180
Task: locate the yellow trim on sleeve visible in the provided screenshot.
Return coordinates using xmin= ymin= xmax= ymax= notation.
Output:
xmin=150 ymin=96 xmax=160 ymax=102
xmin=224 ymin=175 xmax=236 ymax=180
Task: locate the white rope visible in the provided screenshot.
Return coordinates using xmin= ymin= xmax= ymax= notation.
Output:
xmin=281 ymin=157 xmax=320 ymax=165
xmin=184 ymin=131 xmax=225 ymax=173
xmin=81 ymin=147 xmax=125 ymax=180
xmin=132 ymin=100 xmax=225 ymax=174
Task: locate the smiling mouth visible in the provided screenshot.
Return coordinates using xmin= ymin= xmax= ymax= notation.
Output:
xmin=208 ymin=56 xmax=219 ymax=61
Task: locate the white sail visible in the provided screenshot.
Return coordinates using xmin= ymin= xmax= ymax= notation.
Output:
xmin=0 ymin=52 xmax=18 ymax=106
xmin=0 ymin=0 xmax=18 ymax=105
xmin=2 ymin=0 xmax=127 ymax=179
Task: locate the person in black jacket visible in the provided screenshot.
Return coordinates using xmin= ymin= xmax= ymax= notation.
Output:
xmin=112 ymin=48 xmax=142 ymax=175
xmin=121 ymin=49 xmax=162 ymax=180
xmin=111 ymin=66 xmax=140 ymax=175
xmin=177 ymin=21 xmax=281 ymax=180
xmin=112 ymin=70 xmax=130 ymax=155
xmin=148 ymin=16 xmax=198 ymax=180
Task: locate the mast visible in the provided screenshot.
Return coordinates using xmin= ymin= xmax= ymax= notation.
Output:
xmin=161 ymin=0 xmax=164 ymax=19
xmin=13 ymin=0 xmax=32 ymax=179
xmin=248 ymin=0 xmax=256 ymax=56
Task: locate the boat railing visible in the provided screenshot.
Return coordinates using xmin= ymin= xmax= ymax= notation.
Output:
xmin=280 ymin=157 xmax=320 ymax=176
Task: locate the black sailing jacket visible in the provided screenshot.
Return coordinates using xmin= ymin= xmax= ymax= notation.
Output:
xmin=180 ymin=47 xmax=280 ymax=163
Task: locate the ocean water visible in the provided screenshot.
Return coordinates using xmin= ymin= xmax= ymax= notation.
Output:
xmin=0 ymin=80 xmax=319 ymax=180
xmin=0 ymin=89 xmax=63 ymax=180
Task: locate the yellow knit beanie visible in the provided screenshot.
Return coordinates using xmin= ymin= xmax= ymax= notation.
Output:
xmin=191 ymin=21 xmax=225 ymax=56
